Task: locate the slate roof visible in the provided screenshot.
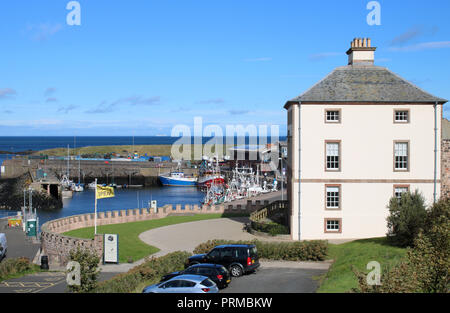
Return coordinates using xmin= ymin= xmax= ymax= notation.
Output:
xmin=285 ymin=65 xmax=447 ymax=107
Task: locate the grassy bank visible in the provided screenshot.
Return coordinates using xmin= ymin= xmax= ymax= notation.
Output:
xmin=36 ymin=144 xmax=235 ymax=159
xmin=36 ymin=145 xmax=173 ymax=157
xmin=63 ymin=214 xmax=226 ymax=263
xmin=317 ymin=238 xmax=407 ymax=293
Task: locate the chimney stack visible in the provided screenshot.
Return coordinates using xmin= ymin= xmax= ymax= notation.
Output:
xmin=346 ymin=37 xmax=376 ymax=65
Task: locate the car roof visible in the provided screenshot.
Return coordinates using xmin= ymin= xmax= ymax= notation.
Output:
xmin=167 ymin=274 xmax=210 ymax=283
xmin=189 ymin=263 xmax=223 ymax=269
xmin=215 ymin=244 xmax=254 ymax=248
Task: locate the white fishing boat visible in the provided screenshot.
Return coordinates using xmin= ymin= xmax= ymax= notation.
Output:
xmin=202 ymin=163 xmax=266 ymax=204
xmin=87 ymin=181 xmax=97 ymax=189
xmin=60 ymin=175 xmax=73 ymax=189
xmin=71 ymin=182 xmax=84 ymax=192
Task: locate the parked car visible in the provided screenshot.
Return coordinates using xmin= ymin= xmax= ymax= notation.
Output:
xmin=0 ymin=233 xmax=7 ymax=261
xmin=161 ymin=263 xmax=231 ymax=289
xmin=186 ymin=244 xmax=260 ymax=277
xmin=142 ymin=274 xmax=219 ymax=293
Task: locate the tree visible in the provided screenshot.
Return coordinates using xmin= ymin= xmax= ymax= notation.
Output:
xmin=67 ymin=247 xmax=100 ymax=293
xmin=355 ymin=197 xmax=450 ymax=293
xmin=386 ymin=190 xmax=427 ymax=247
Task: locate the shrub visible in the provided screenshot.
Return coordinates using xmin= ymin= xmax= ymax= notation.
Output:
xmin=0 ymin=257 xmax=36 ymax=281
xmin=67 ymin=247 xmax=101 ymax=293
xmin=355 ymin=198 xmax=450 ymax=293
xmin=386 ymin=190 xmax=427 ymax=247
xmin=193 ymin=239 xmax=328 ymax=261
xmin=251 ymin=221 xmax=290 ymax=236
xmin=93 ymin=251 xmax=191 ymax=293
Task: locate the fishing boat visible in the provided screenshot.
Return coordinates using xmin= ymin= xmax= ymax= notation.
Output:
xmin=71 ymin=182 xmax=84 ymax=192
xmin=158 ymin=172 xmax=198 ymax=186
xmin=197 ymin=156 xmax=225 ymax=188
xmin=87 ymin=181 xmax=97 ymax=189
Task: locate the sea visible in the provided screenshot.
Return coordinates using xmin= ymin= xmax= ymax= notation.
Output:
xmin=0 ymin=136 xmax=285 ymax=226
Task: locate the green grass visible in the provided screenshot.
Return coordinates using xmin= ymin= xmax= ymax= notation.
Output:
xmin=0 ymin=260 xmax=44 ymax=282
xmin=317 ymin=238 xmax=407 ymax=293
xmin=63 ymin=214 xmax=225 ymax=263
xmin=35 ymin=144 xmax=235 ymax=160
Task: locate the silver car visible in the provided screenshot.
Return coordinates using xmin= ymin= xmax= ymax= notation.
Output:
xmin=142 ymin=274 xmax=219 ymax=293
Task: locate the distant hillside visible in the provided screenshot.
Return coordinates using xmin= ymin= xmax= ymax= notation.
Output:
xmin=34 ymin=144 xmax=233 ymax=159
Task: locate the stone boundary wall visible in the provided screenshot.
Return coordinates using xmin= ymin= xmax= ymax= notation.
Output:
xmin=442 ymin=139 xmax=450 ymax=199
xmin=40 ymin=200 xmax=269 ymax=266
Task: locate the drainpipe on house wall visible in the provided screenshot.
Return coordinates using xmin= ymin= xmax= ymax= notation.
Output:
xmin=434 ymin=101 xmax=438 ymax=203
xmin=298 ymin=101 xmax=302 ymax=240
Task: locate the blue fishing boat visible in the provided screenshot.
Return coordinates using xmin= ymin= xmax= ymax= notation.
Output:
xmin=158 ymin=172 xmax=198 ymax=186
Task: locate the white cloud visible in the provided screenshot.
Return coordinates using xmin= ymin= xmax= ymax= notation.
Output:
xmin=27 ymin=23 xmax=63 ymax=41
xmin=0 ymin=88 xmax=17 ymax=99
xmin=388 ymin=41 xmax=450 ymax=52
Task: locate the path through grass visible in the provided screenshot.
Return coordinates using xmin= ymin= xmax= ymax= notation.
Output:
xmin=64 ymin=214 xmax=224 ymax=263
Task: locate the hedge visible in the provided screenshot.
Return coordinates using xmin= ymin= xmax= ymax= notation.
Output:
xmin=0 ymin=257 xmax=40 ymax=281
xmin=93 ymin=251 xmax=191 ymax=293
xmin=193 ymin=239 xmax=328 ymax=261
xmin=250 ymin=221 xmax=290 ymax=236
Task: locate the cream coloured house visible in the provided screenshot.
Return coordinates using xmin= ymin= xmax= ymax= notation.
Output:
xmin=284 ymin=38 xmax=447 ymax=240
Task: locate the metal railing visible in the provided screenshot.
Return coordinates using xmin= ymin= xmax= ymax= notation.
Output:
xmin=250 ymin=200 xmax=289 ymax=222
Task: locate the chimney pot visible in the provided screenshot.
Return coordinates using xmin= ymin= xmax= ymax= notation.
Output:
xmin=347 ymin=37 xmax=376 ymax=65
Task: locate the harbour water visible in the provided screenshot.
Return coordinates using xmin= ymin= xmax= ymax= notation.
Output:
xmin=5 ymin=186 xmax=204 ymax=227
xmin=0 ymin=136 xmax=285 ymax=226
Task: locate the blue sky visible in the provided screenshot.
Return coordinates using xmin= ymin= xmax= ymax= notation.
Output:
xmin=0 ymin=0 xmax=449 ymax=136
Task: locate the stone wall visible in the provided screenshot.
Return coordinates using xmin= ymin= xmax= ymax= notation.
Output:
xmin=441 ymin=139 xmax=450 ymax=199
xmin=40 ymin=200 xmax=269 ymax=266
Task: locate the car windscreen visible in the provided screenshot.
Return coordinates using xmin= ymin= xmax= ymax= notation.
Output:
xmin=201 ymin=278 xmax=215 ymax=287
xmin=217 ymin=266 xmax=228 ymax=274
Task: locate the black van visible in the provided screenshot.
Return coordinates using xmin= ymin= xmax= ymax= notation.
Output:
xmin=186 ymin=244 xmax=259 ymax=277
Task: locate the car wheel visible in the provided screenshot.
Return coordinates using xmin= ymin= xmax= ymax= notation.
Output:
xmin=230 ymin=265 xmax=243 ymax=277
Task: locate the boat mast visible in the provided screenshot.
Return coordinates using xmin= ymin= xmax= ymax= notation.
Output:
xmin=67 ymin=144 xmax=70 ymax=179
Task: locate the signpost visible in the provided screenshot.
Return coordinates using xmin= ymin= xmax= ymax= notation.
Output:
xmin=103 ymin=234 xmax=119 ymax=264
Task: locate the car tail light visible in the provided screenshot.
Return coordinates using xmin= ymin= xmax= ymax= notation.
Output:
xmin=217 ymin=274 xmax=223 ymax=280
xmin=247 ymin=257 xmax=252 ymax=266
xmin=202 ymin=288 xmax=210 ymax=292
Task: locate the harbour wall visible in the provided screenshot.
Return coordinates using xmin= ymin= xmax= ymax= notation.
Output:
xmin=1 ymin=158 xmax=197 ymax=186
xmin=40 ymin=200 xmax=269 ymax=266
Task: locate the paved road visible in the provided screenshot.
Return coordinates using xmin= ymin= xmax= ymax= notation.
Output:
xmin=0 ymin=219 xmax=40 ymax=262
xmin=0 ymin=271 xmax=120 ymax=293
xmin=139 ymin=217 xmax=289 ymax=258
xmin=221 ymin=267 xmax=327 ymax=293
